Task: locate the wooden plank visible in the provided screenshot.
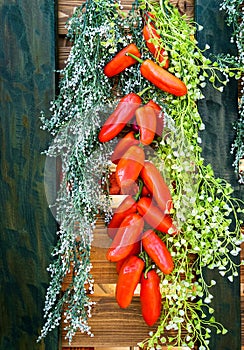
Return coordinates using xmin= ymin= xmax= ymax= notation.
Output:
xmin=61 ymin=296 xmax=161 ymax=347
xmin=61 ymin=229 xmax=120 ymax=290
xmin=58 ymin=0 xmax=194 ymax=34
xmin=61 ymin=297 xmax=199 ymax=348
xmin=169 ymin=0 xmax=194 ymax=18
xmin=0 ymin=0 xmax=58 ymax=349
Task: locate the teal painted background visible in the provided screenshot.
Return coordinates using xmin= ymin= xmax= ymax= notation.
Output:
xmin=0 ymin=0 xmax=58 ymax=349
xmin=196 ymin=1 xmax=243 ymax=349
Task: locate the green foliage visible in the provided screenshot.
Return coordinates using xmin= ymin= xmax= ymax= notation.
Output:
xmin=131 ymin=1 xmax=244 ymax=348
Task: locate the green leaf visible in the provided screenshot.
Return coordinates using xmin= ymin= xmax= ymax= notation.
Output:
xmin=222 ymin=328 xmax=228 ymax=335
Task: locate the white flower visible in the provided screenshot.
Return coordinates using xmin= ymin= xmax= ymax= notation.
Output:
xmin=228 ymin=275 xmax=234 ymax=282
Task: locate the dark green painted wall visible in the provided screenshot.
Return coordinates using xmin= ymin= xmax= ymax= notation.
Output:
xmin=0 ymin=1 xmax=58 ymax=349
xmin=196 ymin=1 xmax=243 ymax=349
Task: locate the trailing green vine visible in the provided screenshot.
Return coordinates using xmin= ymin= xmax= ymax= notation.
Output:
xmin=38 ymin=0 xmax=244 ymax=349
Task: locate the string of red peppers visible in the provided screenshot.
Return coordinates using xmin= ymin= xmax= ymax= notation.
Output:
xmin=98 ymin=13 xmax=187 ymax=328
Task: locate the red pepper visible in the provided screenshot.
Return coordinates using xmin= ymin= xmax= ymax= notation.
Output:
xmin=141 ymin=59 xmax=187 ymax=96
xmin=104 ymin=43 xmax=141 ymax=77
xmin=116 ymin=241 xmax=141 ymax=273
xmin=141 ymin=184 xmax=151 ymax=197
xmin=140 ymin=269 xmax=162 ymax=326
xmin=143 ymin=24 xmax=169 ymax=69
xmin=143 ymin=11 xmax=156 ymax=23
xmin=137 ymin=196 xmax=177 ymax=235
xmin=116 ymin=255 xmax=145 ymax=308
xmin=128 ymin=52 xmax=187 ymax=97
xmin=142 ymin=229 xmax=174 ymax=274
xmin=98 ymin=93 xmax=142 ymax=143
xmin=107 ymin=195 xmax=137 ymax=239
xmin=111 ymin=131 xmax=139 ymax=164
xmin=116 ymin=145 xmax=145 ymax=195
xmin=106 ymin=213 xmax=144 ymax=262
xmin=135 ymin=105 xmax=157 ymax=145
xmin=145 ymin=100 xmax=164 ymax=137
xmin=140 ymin=160 xmax=173 ymax=214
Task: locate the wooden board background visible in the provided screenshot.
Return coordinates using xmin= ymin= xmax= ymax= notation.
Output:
xmin=57 ymin=1 xmax=243 ymax=350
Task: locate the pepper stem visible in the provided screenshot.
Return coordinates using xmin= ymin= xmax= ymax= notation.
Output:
xmin=134 ymin=178 xmax=144 ymax=202
xmin=127 ymin=52 xmax=144 ymax=64
xmin=137 ymin=86 xmax=151 ymax=97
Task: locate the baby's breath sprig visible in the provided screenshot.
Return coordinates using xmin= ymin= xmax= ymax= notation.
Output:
xmin=40 ymin=0 xmax=131 ymax=135
xmin=38 ymin=0 xmax=130 ymax=343
xmin=38 ymin=105 xmax=116 ymax=343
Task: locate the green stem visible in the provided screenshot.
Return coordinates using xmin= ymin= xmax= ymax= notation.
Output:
xmin=127 ymin=52 xmax=144 ymax=64
xmin=134 ymin=178 xmax=144 ymax=201
xmin=137 ymin=86 xmax=151 ymax=96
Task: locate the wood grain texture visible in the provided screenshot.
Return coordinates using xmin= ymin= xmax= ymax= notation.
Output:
xmin=0 ymin=0 xmax=58 ymax=349
xmin=57 ymin=0 xmax=195 ymax=35
xmin=62 ymin=296 xmax=167 ymax=347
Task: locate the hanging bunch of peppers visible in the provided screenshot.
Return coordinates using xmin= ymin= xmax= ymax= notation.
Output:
xmin=98 ymin=39 xmax=184 ymax=325
xmin=38 ymin=0 xmax=244 ymax=349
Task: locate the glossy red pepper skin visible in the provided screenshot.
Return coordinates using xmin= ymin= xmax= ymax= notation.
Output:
xmin=107 ymin=195 xmax=137 ymax=239
xmin=143 ymin=24 xmax=169 ymax=69
xmin=141 ymin=184 xmax=151 ymax=197
xmin=111 ymin=131 xmax=139 ymax=164
xmin=140 ymin=160 xmax=173 ymax=214
xmin=140 ymin=59 xmax=187 ymax=96
xmin=140 ymin=269 xmax=162 ymax=326
xmin=135 ymin=105 xmax=157 ymax=145
xmin=116 ymin=241 xmax=141 ymax=273
xmin=137 ymin=197 xmax=177 ymax=235
xmin=116 ymin=145 xmax=145 ymax=195
xmin=98 ymin=93 xmax=142 ymax=143
xmin=116 ymin=255 xmax=145 ymax=308
xmin=142 ymin=229 xmax=174 ymax=274
xmin=104 ymin=44 xmax=141 ymax=77
xmin=145 ymin=100 xmax=164 ymax=137
xmin=106 ymin=213 xmax=144 ymax=262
